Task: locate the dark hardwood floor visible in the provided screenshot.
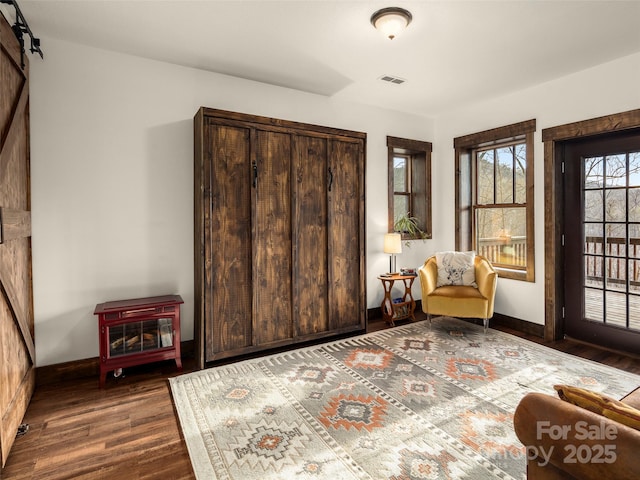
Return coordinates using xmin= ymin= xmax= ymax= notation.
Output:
xmin=3 ymin=314 xmax=640 ymax=479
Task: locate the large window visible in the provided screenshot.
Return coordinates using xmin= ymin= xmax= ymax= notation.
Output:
xmin=387 ymin=136 xmax=432 ymax=238
xmin=454 ymin=120 xmax=535 ymax=281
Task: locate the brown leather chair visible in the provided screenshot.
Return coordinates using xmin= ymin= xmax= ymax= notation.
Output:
xmin=418 ymin=254 xmax=497 ymax=331
xmin=514 ymin=387 xmax=640 ymax=479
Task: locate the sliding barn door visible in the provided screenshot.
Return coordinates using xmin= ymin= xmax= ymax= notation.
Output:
xmin=0 ymin=12 xmax=35 ymax=468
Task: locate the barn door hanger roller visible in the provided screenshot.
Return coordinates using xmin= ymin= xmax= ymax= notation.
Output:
xmin=1 ymin=0 xmax=43 ymax=69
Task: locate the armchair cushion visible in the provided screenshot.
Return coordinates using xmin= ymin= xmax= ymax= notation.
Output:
xmin=427 ymin=285 xmax=487 ymax=318
xmin=435 ymin=251 xmax=476 ymax=287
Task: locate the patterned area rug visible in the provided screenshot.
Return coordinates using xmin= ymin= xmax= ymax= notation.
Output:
xmin=170 ymin=317 xmax=640 ymax=479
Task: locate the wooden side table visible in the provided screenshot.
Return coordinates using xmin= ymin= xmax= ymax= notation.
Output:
xmin=377 ymin=274 xmax=416 ymax=326
xmin=95 ymin=294 xmax=184 ymax=388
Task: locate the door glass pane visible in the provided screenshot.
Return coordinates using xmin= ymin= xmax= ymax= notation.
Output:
xmin=606 ymin=258 xmax=626 ymax=292
xmin=606 ymin=224 xmax=626 ymax=256
xmin=606 ymin=228 xmax=626 ymax=256
xmin=605 ymin=291 xmax=627 ymax=328
xmin=630 ymin=187 xmax=640 ymax=221
xmin=584 ymin=156 xmax=604 ymax=187
xmin=605 ymin=154 xmax=627 ymax=187
xmin=584 ymin=190 xmax=603 ymax=221
xmin=630 ymin=294 xmax=640 ymax=332
xmin=631 ymin=224 xmax=640 ymax=259
xmin=475 ymin=207 xmax=526 ymax=267
xmin=630 ymin=152 xmax=640 ymax=187
xmin=496 ymin=146 xmax=514 ymax=203
xmin=630 ymin=260 xmax=640 ymax=290
xmin=584 ymin=287 xmax=603 ymax=322
xmin=584 ymin=223 xmax=603 ymax=254
xmin=584 ymin=255 xmax=603 ymax=288
xmin=605 ymin=189 xmax=626 ymax=222
xmin=477 ymin=150 xmax=494 ymax=204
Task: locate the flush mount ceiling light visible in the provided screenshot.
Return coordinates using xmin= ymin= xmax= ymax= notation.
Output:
xmin=370 ymin=7 xmax=412 ymax=40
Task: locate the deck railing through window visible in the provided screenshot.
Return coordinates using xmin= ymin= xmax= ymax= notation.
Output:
xmin=477 ymin=236 xmax=640 ymax=288
xmin=585 ymin=236 xmax=640 ymax=290
xmin=477 ymin=236 xmax=640 ymax=289
xmin=477 ymin=236 xmax=527 ymax=268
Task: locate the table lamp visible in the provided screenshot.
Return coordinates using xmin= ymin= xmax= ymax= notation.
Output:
xmin=383 ymin=233 xmax=402 ymax=274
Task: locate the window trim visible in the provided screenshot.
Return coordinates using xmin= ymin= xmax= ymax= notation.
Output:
xmin=454 ymin=120 xmax=536 ymax=282
xmin=387 ymin=136 xmax=433 ymax=239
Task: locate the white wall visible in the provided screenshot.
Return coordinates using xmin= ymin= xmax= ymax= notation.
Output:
xmin=29 ymin=37 xmax=435 ymax=367
xmin=433 ymin=52 xmax=640 ymax=324
xmin=30 ymin=36 xmax=640 ymax=367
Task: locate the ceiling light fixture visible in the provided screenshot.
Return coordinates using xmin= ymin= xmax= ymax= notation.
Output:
xmin=370 ymin=7 xmax=412 ymax=40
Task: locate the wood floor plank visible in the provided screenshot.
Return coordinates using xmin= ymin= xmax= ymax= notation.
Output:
xmin=2 ymin=361 xmax=195 ymax=479
xmin=2 ymin=315 xmax=640 ymax=479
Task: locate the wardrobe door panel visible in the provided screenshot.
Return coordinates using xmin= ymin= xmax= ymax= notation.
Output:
xmin=209 ymin=124 xmax=253 ymax=358
xmin=292 ymin=135 xmax=328 ymax=336
xmin=253 ymin=130 xmax=293 ymax=345
xmin=328 ymin=139 xmax=365 ymax=330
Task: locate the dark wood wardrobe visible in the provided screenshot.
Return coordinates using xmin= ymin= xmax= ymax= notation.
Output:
xmin=194 ymin=108 xmax=366 ymax=367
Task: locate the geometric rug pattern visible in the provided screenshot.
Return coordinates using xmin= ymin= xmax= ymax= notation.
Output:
xmin=170 ymin=317 xmax=640 ymax=479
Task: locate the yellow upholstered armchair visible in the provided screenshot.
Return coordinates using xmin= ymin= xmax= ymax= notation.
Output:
xmin=418 ymin=253 xmax=497 ymax=331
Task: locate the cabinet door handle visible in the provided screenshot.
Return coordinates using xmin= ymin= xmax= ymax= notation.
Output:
xmin=328 ymin=167 xmax=333 ymax=192
xmin=252 ymin=161 xmax=258 ymax=188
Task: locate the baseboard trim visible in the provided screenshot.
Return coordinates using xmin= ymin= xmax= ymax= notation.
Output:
xmin=36 ymin=340 xmax=195 ymax=386
xmin=491 ymin=312 xmax=545 ymax=337
xmin=36 ymin=314 xmax=542 ymax=386
xmin=36 ymin=357 xmax=99 ymax=387
xmin=368 ymin=305 xmax=544 ymax=338
xmin=367 ymin=306 xmax=382 ymax=320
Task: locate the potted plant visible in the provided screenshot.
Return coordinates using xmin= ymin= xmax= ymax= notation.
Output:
xmin=394 ymin=213 xmax=427 ymax=244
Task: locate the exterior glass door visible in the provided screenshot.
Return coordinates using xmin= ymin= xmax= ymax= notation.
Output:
xmin=564 ymin=130 xmax=640 ymax=352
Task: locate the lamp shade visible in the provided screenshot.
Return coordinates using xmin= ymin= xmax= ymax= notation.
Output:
xmin=383 ymin=233 xmax=402 ymax=254
xmin=371 ymin=7 xmax=412 ymax=40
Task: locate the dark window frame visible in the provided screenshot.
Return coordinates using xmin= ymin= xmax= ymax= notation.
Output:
xmin=454 ymin=120 xmax=536 ymax=282
xmin=387 ymin=136 xmax=433 ymax=239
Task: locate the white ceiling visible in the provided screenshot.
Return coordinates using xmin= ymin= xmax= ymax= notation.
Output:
xmin=10 ymin=0 xmax=640 ymax=116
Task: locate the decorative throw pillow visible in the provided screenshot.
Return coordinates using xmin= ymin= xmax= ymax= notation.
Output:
xmin=554 ymin=384 xmax=640 ymax=431
xmin=554 ymin=384 xmax=614 ymax=415
xmin=435 ymin=251 xmax=476 ymax=287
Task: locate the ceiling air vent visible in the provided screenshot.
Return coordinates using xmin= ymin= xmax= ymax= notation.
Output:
xmin=379 ymin=75 xmax=406 ymax=85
